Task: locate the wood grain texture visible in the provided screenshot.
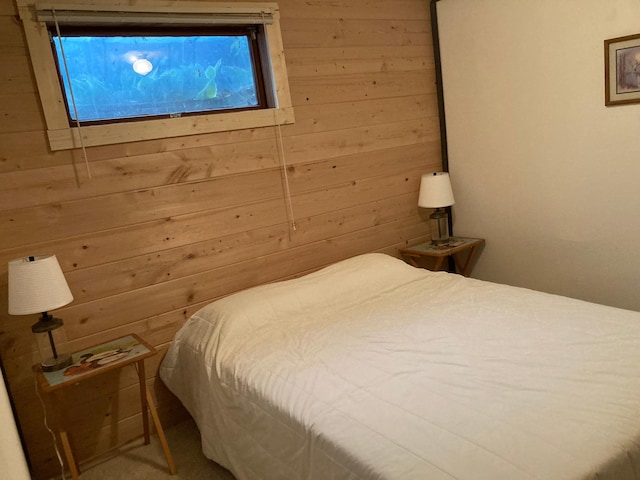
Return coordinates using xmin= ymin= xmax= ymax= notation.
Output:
xmin=0 ymin=0 xmax=440 ymax=478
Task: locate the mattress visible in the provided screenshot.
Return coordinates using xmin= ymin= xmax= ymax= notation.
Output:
xmin=159 ymin=253 xmax=640 ymax=480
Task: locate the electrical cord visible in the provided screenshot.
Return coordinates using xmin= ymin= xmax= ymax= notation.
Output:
xmin=34 ymin=375 xmax=66 ymax=480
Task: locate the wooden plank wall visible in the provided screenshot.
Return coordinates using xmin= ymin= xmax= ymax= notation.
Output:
xmin=0 ymin=0 xmax=441 ymax=477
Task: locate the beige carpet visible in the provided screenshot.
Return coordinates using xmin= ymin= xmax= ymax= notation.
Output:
xmin=76 ymin=418 xmax=236 ymax=480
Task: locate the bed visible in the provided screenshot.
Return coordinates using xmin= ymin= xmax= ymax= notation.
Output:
xmin=159 ymin=253 xmax=640 ymax=480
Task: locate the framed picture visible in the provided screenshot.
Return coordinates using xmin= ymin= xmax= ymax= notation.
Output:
xmin=605 ymin=33 xmax=640 ymax=106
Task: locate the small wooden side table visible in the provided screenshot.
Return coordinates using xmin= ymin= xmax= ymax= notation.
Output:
xmin=400 ymin=237 xmax=485 ymax=276
xmin=34 ymin=333 xmax=176 ymax=479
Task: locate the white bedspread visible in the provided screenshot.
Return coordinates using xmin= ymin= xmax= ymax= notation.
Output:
xmin=159 ymin=253 xmax=640 ymax=480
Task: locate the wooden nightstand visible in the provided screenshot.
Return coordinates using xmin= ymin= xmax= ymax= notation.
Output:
xmin=400 ymin=237 xmax=485 ymax=276
xmin=34 ymin=333 xmax=176 ymax=479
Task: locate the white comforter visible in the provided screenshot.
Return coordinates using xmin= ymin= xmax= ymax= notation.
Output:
xmin=160 ymin=253 xmax=640 ymax=480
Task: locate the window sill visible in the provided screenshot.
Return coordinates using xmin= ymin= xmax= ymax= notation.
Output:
xmin=47 ymin=106 xmax=295 ymax=151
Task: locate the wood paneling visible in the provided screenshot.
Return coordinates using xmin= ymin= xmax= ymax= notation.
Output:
xmin=281 ymin=18 xmax=431 ymax=48
xmin=0 ymin=0 xmax=439 ymax=478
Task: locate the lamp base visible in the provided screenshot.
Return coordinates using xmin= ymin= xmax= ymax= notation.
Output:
xmin=429 ymin=208 xmax=450 ymax=245
xmin=32 ymin=312 xmax=71 ymax=372
xmin=41 ymin=353 xmax=73 ymax=372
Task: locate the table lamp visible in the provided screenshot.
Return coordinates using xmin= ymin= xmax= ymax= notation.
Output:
xmin=8 ymin=255 xmax=74 ymax=372
xmin=418 ymin=172 xmax=455 ymax=245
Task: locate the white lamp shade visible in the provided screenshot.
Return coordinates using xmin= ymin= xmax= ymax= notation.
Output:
xmin=418 ymin=172 xmax=455 ymax=208
xmin=8 ymin=255 xmax=73 ymax=315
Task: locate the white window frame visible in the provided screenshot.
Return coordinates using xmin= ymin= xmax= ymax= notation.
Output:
xmin=17 ymin=0 xmax=294 ymax=151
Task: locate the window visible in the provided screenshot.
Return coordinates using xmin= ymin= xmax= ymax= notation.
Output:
xmin=18 ymin=1 xmax=294 ymax=150
xmin=51 ymin=27 xmax=267 ymax=125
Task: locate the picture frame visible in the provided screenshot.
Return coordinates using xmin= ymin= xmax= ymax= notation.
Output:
xmin=605 ymin=33 xmax=640 ymax=106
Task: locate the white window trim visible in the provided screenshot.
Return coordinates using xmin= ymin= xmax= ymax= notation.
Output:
xmin=17 ymin=0 xmax=294 ymax=151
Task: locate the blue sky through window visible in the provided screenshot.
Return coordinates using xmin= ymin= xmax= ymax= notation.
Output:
xmin=52 ymin=32 xmax=260 ymax=123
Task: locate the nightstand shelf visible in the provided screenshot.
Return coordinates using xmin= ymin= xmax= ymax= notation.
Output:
xmin=34 ymin=333 xmax=176 ymax=479
xmin=400 ymin=237 xmax=485 ymax=276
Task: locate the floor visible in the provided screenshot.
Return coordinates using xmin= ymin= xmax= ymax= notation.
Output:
xmin=72 ymin=418 xmax=236 ymax=480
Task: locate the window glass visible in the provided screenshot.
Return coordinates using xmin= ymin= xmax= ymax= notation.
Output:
xmin=51 ymin=27 xmax=265 ymax=124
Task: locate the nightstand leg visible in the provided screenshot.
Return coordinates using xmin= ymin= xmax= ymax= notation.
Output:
xmin=51 ymin=389 xmax=80 ymax=480
xmin=434 ymin=257 xmax=446 ymax=271
xmin=404 ymin=255 xmax=419 ymax=268
xmin=59 ymin=430 xmax=79 ymax=480
xmin=136 ymin=360 xmax=151 ymax=445
xmin=145 ymin=388 xmax=177 ymax=475
xmin=456 ymin=245 xmax=478 ymax=276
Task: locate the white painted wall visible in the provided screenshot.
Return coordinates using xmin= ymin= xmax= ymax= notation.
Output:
xmin=0 ymin=368 xmax=30 ymax=480
xmin=437 ymin=0 xmax=640 ymax=310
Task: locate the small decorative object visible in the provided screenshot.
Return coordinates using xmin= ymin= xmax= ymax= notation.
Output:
xmin=605 ymin=33 xmax=640 ymax=106
xmin=418 ymin=172 xmax=456 ymax=245
xmin=8 ymin=255 xmax=74 ymax=372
